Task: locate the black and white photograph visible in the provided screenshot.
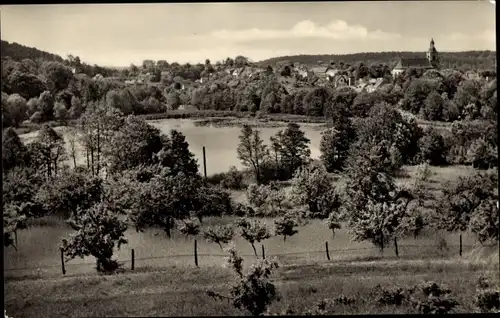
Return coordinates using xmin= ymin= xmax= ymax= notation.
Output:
xmin=1 ymin=1 xmax=498 ymax=316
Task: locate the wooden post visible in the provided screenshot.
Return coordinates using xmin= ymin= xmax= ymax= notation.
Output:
xmin=194 ymin=239 xmax=199 ymax=267
xmin=14 ymin=230 xmax=18 ymax=249
xmin=202 ymin=146 xmax=207 ymax=178
xmin=261 ymin=244 xmax=265 ymax=259
xmin=60 ymin=248 xmax=66 ymax=275
xmin=394 ymin=237 xmax=399 ymax=257
xmin=131 ymin=249 xmax=135 ymax=270
xmin=325 ymin=241 xmax=330 ymax=261
xmin=459 ymin=233 xmax=462 ymax=257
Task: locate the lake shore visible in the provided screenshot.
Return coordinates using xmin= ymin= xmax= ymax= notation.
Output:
xmin=13 ymin=110 xmax=329 ymax=135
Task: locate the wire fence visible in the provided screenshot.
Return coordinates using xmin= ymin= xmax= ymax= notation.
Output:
xmin=4 ymin=241 xmax=497 ymax=277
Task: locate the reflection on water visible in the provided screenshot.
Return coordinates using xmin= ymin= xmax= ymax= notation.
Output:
xmin=18 ymin=119 xmax=326 ymax=175
xmin=149 ymin=119 xmax=325 ymax=175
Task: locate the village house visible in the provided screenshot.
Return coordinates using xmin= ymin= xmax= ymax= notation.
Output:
xmin=392 ymin=38 xmax=439 ymax=77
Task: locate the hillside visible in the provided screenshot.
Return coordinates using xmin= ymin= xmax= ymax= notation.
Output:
xmin=257 ymin=51 xmax=497 ymax=70
xmin=0 ymin=40 xmax=64 ymax=62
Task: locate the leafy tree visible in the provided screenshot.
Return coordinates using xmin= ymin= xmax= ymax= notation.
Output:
xmin=235 ymin=218 xmax=272 ymax=257
xmin=203 ymin=224 xmax=235 ymax=249
xmin=6 ymin=70 xmax=46 ymax=100
xmin=207 ymin=245 xmax=280 ymax=316
xmin=53 ymin=101 xmax=68 ymax=122
xmin=2 ymin=128 xmax=30 ymax=173
xmin=290 ymin=163 xmax=342 ymax=219
xmin=469 ymin=200 xmax=499 ymax=244
xmin=273 ymin=212 xmax=300 ymax=242
xmin=421 ymin=91 xmax=444 ymax=121
xmin=35 ymin=124 xmax=67 ymax=178
xmin=177 ymin=217 xmax=201 ymax=237
xmin=467 ymin=137 xmax=498 ymax=169
xmin=3 ymin=203 xmax=28 ymax=251
xmin=303 ymin=87 xmax=331 ymax=116
xmin=3 ymin=93 xmax=28 ymax=127
xmin=38 ymin=90 xmax=55 ymax=121
xmin=272 ymin=123 xmax=310 ymax=177
xmin=356 ymin=102 xmax=423 ymax=165
xmin=320 ymin=118 xmax=356 ymax=172
xmin=437 ymin=172 xmax=498 ymax=245
xmin=401 ymin=79 xmax=437 ymax=114
xmin=62 ymin=202 xmax=128 ymax=273
xmin=154 ymin=129 xmax=199 ymax=178
xmin=237 ymin=125 xmax=269 ymax=184
xmin=78 ymin=100 xmax=124 ymax=176
xmin=417 ymin=127 xmax=447 ymax=166
xmin=105 ymin=116 xmax=164 ymax=173
xmin=35 ymin=169 xmax=103 ymax=219
xmin=41 ymin=61 xmax=74 ymax=94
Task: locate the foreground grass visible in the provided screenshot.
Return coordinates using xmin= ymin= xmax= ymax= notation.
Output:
xmin=5 ymin=251 xmax=498 ymax=317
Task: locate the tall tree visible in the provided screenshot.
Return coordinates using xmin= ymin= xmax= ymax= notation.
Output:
xmin=273 ymin=123 xmax=310 ymax=177
xmin=105 ymin=116 xmax=164 ymax=173
xmin=78 ymin=100 xmax=124 ymax=176
xmin=237 ymin=125 xmax=269 ymax=184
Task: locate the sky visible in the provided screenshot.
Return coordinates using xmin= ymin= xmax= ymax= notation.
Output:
xmin=0 ymin=1 xmax=496 ymax=67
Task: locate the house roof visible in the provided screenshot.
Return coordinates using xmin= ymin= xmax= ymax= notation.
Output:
xmin=393 ymin=58 xmax=433 ymax=70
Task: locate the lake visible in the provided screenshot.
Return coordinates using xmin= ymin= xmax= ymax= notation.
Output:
xmin=19 ymin=119 xmax=326 ymax=175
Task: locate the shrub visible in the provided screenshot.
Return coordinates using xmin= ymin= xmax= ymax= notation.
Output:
xmin=207 ymin=245 xmax=280 ymax=316
xmin=410 ymin=281 xmax=459 ymax=314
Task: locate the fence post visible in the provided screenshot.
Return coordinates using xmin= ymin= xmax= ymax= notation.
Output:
xmin=202 ymin=146 xmax=207 ymax=178
xmin=262 ymin=244 xmax=265 ymax=259
xmin=325 ymin=241 xmax=330 ymax=261
xmin=459 ymin=233 xmax=462 ymax=257
xmin=394 ymin=237 xmax=399 ymax=257
xmin=60 ymin=248 xmax=66 ymax=275
xmin=194 ymin=239 xmax=199 ymax=267
xmin=14 ymin=230 xmax=18 ymax=249
xmin=131 ymin=249 xmax=135 ymax=270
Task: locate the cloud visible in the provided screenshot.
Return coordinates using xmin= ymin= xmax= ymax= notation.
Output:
xmin=448 ymin=29 xmax=496 ymax=43
xmin=210 ymin=20 xmax=401 ymax=41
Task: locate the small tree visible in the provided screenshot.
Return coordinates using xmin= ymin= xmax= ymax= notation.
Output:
xmin=203 ymin=224 xmax=235 ymax=250
xmin=290 ymin=163 xmax=342 ymax=219
xmin=61 ymin=202 xmax=128 ymax=273
xmin=235 ymin=218 xmax=271 ymax=257
xmin=177 ymin=217 xmax=201 ymax=237
xmin=207 ymin=245 xmax=280 ymax=316
xmin=3 ymin=203 xmax=28 ymax=251
xmin=273 ymin=212 xmax=299 ymax=242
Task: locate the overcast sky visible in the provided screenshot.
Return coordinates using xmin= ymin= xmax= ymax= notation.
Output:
xmin=0 ymin=2 xmax=496 ymax=67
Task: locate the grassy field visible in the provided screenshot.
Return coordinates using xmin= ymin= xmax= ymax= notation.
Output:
xmin=5 ymin=247 xmax=498 ymax=317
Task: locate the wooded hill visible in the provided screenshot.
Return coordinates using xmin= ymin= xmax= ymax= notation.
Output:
xmin=257 ymin=51 xmax=497 ymax=70
xmin=1 ymin=40 xmax=64 ymax=63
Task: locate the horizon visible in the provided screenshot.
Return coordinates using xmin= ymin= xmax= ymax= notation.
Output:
xmin=0 ymin=2 xmax=496 ymax=67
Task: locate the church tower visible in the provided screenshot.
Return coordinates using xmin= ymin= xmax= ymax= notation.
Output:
xmin=426 ymin=38 xmax=439 ymax=69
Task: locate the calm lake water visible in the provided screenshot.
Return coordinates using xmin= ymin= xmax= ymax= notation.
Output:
xmin=19 ymin=119 xmax=326 ymax=175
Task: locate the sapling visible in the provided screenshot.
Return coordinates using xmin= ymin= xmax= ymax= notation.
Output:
xmin=273 ymin=212 xmax=299 ymax=242
xmin=203 ymin=224 xmax=235 ymax=250
xmin=177 ymin=217 xmax=201 ymax=237
xmin=235 ymin=218 xmax=271 ymax=257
